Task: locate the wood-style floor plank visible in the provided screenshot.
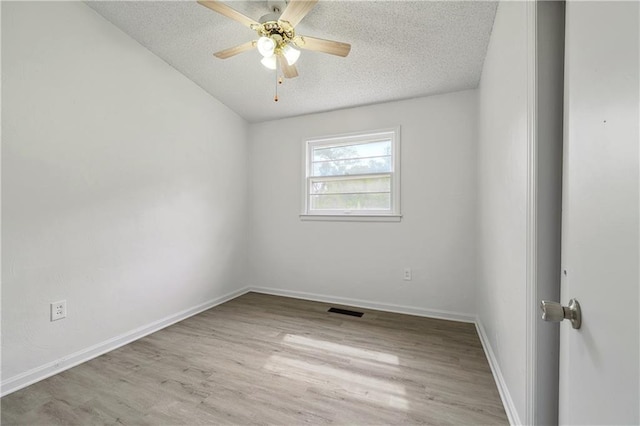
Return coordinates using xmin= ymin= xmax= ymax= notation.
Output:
xmin=1 ymin=292 xmax=508 ymax=425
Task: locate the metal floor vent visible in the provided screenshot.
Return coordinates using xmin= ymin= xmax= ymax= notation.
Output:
xmin=328 ymin=307 xmax=364 ymax=317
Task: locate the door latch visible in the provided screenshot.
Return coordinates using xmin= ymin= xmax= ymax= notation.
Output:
xmin=540 ymin=298 xmax=582 ymax=329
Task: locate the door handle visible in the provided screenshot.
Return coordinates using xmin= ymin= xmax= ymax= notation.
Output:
xmin=540 ymin=298 xmax=582 ymax=329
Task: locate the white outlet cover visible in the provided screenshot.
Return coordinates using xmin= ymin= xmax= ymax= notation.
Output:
xmin=51 ymin=300 xmax=67 ymax=321
xmin=403 ymin=268 xmax=412 ymax=280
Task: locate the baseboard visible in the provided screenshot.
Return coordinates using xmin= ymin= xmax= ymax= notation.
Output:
xmin=475 ymin=319 xmax=522 ymax=425
xmin=0 ymin=287 xmax=250 ymax=397
xmin=247 ymin=286 xmax=476 ymax=323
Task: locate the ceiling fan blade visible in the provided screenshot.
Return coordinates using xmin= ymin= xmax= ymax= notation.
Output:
xmin=278 ymin=55 xmax=299 ymax=79
xmin=197 ymin=0 xmax=259 ymax=29
xmin=213 ymin=41 xmax=256 ymax=59
xmin=294 ymin=35 xmax=351 ymax=57
xmin=278 ymin=0 xmax=318 ymax=27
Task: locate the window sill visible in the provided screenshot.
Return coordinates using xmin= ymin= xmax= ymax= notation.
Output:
xmin=299 ymin=214 xmax=402 ymax=222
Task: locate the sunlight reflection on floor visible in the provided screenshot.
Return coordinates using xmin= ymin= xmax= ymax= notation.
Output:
xmin=264 ymin=335 xmax=409 ymax=411
xmin=282 ymin=334 xmax=400 ymax=365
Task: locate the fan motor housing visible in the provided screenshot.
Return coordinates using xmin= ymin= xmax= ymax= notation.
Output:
xmin=257 ymin=20 xmax=295 ymax=44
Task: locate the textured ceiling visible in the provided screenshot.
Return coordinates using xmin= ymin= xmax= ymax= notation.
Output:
xmin=86 ymin=1 xmax=497 ymax=123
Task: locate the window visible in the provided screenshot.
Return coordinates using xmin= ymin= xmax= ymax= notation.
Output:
xmin=301 ymin=127 xmax=401 ymax=221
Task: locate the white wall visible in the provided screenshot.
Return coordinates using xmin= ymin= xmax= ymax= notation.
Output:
xmin=248 ymin=91 xmax=478 ymax=319
xmin=1 ymin=1 xmax=248 ymax=392
xmin=476 ymin=1 xmax=529 ymax=423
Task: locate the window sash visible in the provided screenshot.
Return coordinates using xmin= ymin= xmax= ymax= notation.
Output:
xmin=309 ymin=139 xmax=393 ymax=178
xmin=308 ymin=174 xmax=393 ymax=212
xmin=309 ymin=172 xmax=392 ymax=183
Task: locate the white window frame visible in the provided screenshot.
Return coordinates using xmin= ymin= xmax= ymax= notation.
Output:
xmin=300 ymin=127 xmax=401 ymax=222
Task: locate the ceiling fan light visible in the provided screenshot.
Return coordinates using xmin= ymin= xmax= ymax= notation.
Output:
xmin=282 ymin=44 xmax=301 ymax=65
xmin=257 ymin=36 xmax=276 ymax=57
xmin=261 ymin=55 xmax=277 ymax=70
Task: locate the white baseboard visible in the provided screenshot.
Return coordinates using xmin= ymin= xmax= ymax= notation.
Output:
xmin=247 ymin=286 xmax=476 ymax=323
xmin=475 ymin=319 xmax=522 ymax=426
xmin=0 ymin=287 xmax=250 ymax=397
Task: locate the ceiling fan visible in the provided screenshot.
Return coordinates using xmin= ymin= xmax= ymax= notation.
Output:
xmin=197 ymin=0 xmax=351 ymax=80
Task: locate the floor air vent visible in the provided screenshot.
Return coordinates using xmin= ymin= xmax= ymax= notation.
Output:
xmin=328 ymin=307 xmax=364 ymax=317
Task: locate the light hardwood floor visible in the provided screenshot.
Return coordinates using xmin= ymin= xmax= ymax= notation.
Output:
xmin=1 ymin=292 xmax=508 ymax=425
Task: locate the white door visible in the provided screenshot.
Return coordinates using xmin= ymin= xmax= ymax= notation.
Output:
xmin=560 ymin=1 xmax=639 ymax=424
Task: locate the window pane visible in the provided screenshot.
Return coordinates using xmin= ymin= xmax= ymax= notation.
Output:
xmin=310 ymin=193 xmax=391 ymax=210
xmin=312 ymin=140 xmax=391 ymax=162
xmin=311 ymin=156 xmax=391 ymax=177
xmin=310 ymin=176 xmax=391 ymax=195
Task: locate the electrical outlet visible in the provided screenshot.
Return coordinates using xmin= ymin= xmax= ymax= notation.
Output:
xmin=403 ymin=268 xmax=412 ymax=281
xmin=50 ymin=300 xmax=67 ymax=321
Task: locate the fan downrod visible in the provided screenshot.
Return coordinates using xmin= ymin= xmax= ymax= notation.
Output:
xmin=266 ymin=0 xmax=287 ymax=14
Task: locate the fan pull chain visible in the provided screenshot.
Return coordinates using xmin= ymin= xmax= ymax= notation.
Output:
xmin=274 ymin=59 xmax=279 ymax=102
xmin=273 ymin=57 xmax=285 ymax=102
